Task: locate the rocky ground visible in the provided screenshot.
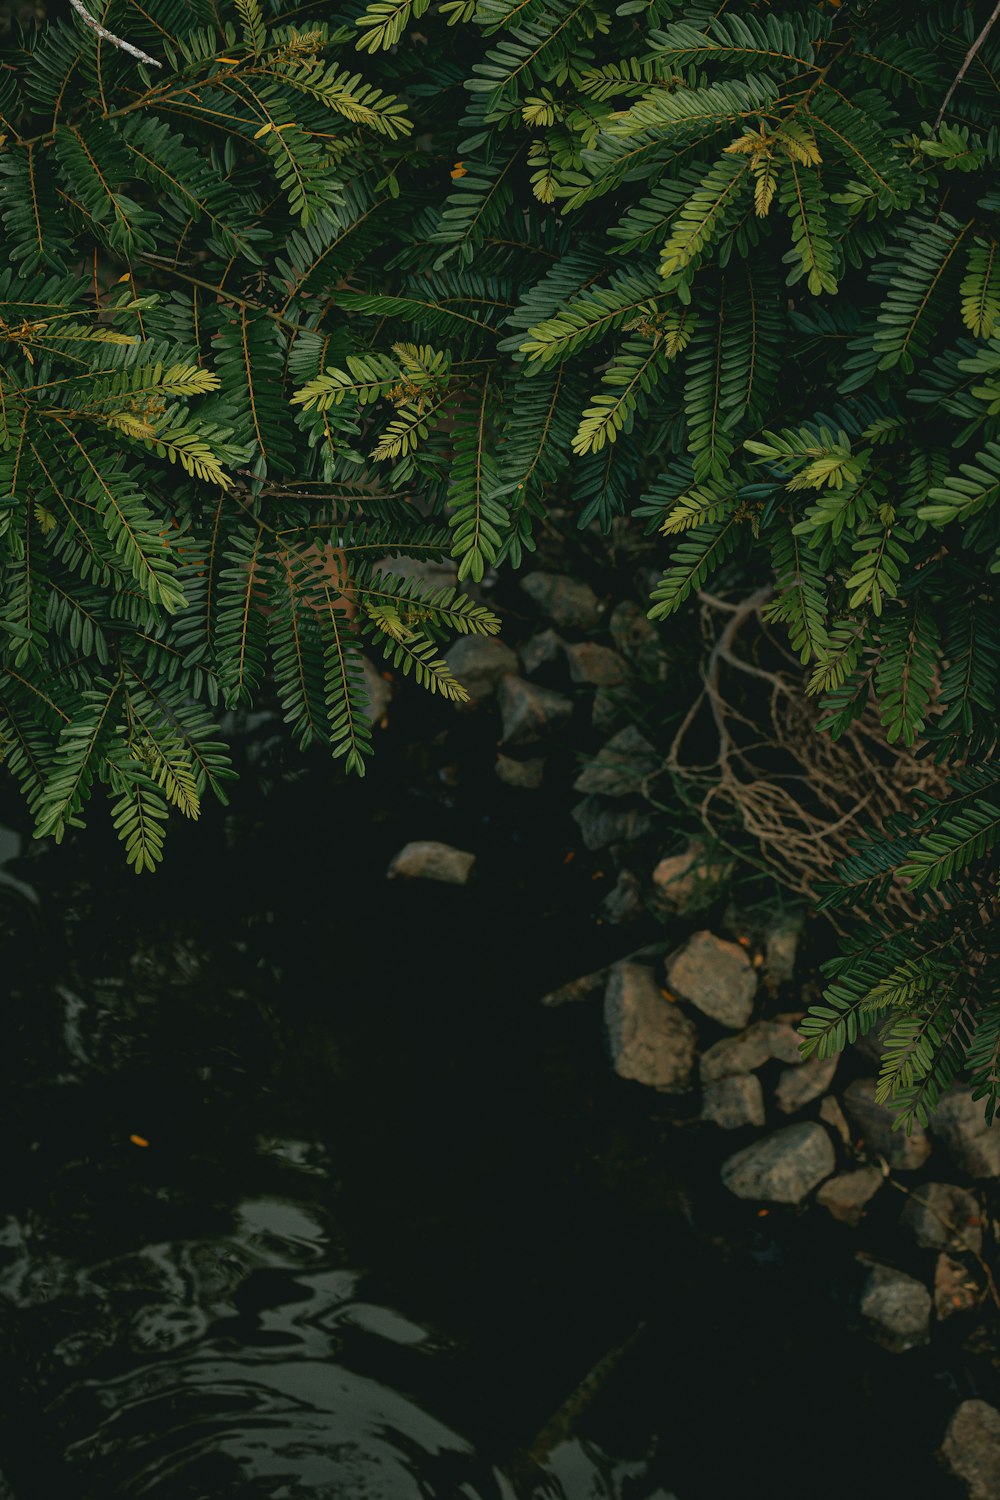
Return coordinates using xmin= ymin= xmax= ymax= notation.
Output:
xmin=376 ymin=562 xmax=1000 ymax=1500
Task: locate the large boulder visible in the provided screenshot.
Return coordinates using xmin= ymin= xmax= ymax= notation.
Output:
xmin=941 ymin=1400 xmax=1000 ymax=1500
xmin=931 ymin=1088 xmax=1000 ymax=1178
xmin=573 ymin=725 xmax=659 ymax=798
xmin=842 ymin=1078 xmax=931 ymax=1170
xmin=604 ymin=962 xmax=697 ymax=1093
xmin=520 ymin=572 xmax=603 ymax=629
xmin=701 ymin=1074 xmax=766 ymax=1130
xmin=386 ymin=841 xmax=475 ymax=885
xmin=498 ymin=677 xmax=572 ymax=747
xmin=900 ymin=1182 xmax=983 ymax=1254
xmin=666 ymin=931 xmax=758 ymax=1030
xmin=721 ymin=1122 xmax=835 ymax=1203
xmin=445 ymin=636 xmax=517 ymax=699
xmin=860 ymin=1263 xmax=931 ymax=1352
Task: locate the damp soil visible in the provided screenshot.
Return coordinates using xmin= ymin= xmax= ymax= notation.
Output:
xmin=0 ymin=680 xmax=978 ymax=1499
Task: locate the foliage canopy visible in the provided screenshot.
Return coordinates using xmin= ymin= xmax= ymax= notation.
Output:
xmin=3 ymin=0 xmax=1000 ymax=1120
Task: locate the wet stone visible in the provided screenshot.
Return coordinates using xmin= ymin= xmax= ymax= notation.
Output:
xmin=900 ymin=1182 xmax=983 ymax=1254
xmin=498 ymin=677 xmax=572 ymax=747
xmin=942 ymin=1400 xmax=1000 ymax=1500
xmin=445 ymin=636 xmax=517 ymax=699
xmin=386 ymin=841 xmax=475 ymax=886
xmin=935 ymin=1253 xmax=979 ymax=1321
xmin=495 ymin=754 xmax=545 ymax=790
xmin=842 ymin=1077 xmax=932 ymax=1171
xmin=573 ymin=725 xmax=659 ymax=798
xmin=604 ymin=961 xmax=698 ymax=1094
xmin=666 ymin=931 xmax=758 ymax=1030
xmin=721 ymin=1122 xmax=835 ymax=1204
xmin=931 ymin=1088 xmax=1000 ymax=1179
xmin=860 ymin=1263 xmax=931 ymax=1352
xmin=816 ymin=1169 xmax=883 ymax=1227
xmin=701 ymin=1074 xmax=766 ymax=1130
xmin=520 ymin=571 xmax=603 ymax=629
xmin=774 ymin=1054 xmax=839 ymax=1115
xmin=563 ymin=641 xmax=627 ymax=687
xmin=571 ymin=797 xmax=653 ymax=852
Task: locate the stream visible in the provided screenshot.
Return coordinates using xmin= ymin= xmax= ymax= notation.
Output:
xmin=0 ymin=697 xmax=970 ymax=1498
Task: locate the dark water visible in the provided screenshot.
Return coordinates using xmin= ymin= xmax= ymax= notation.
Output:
xmin=0 ymin=701 xmax=976 ymax=1498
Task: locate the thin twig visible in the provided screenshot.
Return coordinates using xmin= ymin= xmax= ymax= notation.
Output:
xmin=934 ymin=0 xmax=1000 ymax=130
xmin=70 ymin=0 xmax=162 ymax=69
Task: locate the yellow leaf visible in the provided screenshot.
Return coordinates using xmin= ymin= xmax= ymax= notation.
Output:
xmin=253 ymin=122 xmax=273 ymax=139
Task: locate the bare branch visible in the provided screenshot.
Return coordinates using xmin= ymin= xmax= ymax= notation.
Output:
xmin=934 ymin=0 xmax=1000 ymax=130
xmin=69 ymin=0 xmax=162 ymax=69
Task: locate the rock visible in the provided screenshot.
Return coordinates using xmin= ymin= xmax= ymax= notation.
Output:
xmin=445 ymin=636 xmax=517 ymax=699
xmin=820 ymin=1095 xmax=852 ymax=1145
xmin=842 ymin=1078 xmax=932 ymax=1170
xmin=386 ymin=841 xmax=475 ymax=886
xmin=650 ymin=841 xmax=733 ymax=913
xmin=609 ymin=601 xmax=667 ymax=678
xmin=573 ymin=725 xmax=659 ymax=797
xmin=900 ymin=1183 xmax=983 ymax=1254
xmin=764 ymin=917 xmax=802 ymax=986
xmin=563 ymin=641 xmax=627 ymax=687
xmin=571 ymin=797 xmax=653 ymax=851
xmin=931 ymin=1088 xmax=1000 ymax=1179
xmin=541 ymin=968 xmax=607 ymax=1007
xmin=774 ymin=1054 xmax=839 ymax=1114
xmin=700 ymin=1025 xmax=774 ymax=1082
xmin=934 ymin=1253 xmax=979 ymax=1321
xmin=666 ymin=931 xmax=758 ymax=1030
xmin=592 ymin=690 xmax=625 ymax=734
xmin=860 ymin=1263 xmax=931 ymax=1352
xmin=941 ymin=1400 xmax=1000 ymax=1500
xmin=498 ymin=676 xmax=572 ymax=747
xmin=602 ymin=869 xmax=644 ymax=924
xmin=519 ymin=629 xmax=563 ymax=677
xmin=816 ymin=1169 xmax=883 ymax=1226
xmin=701 ymin=1074 xmax=766 ymax=1130
xmin=721 ymin=1122 xmax=835 ymax=1203
xmin=520 ymin=572 xmax=603 ymax=629
xmin=495 ymin=754 xmax=545 ymax=790
xmin=764 ymin=1019 xmax=806 ymax=1064
xmin=374 ymin=554 xmax=458 ymax=589
xmin=604 ymin=962 xmax=698 ymax=1093
xmin=359 ymin=656 xmax=392 ymax=724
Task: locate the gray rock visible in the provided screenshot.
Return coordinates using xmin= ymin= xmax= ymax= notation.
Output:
xmin=609 ymin=601 xmax=667 ymax=678
xmin=495 ymin=754 xmax=545 ymax=790
xmin=764 ymin=917 xmax=802 ymax=986
xmin=386 ymin=841 xmax=475 ymax=886
xmin=774 ymin=1054 xmax=839 ymax=1114
xmin=498 ymin=676 xmax=572 ymax=747
xmin=701 ymin=1074 xmax=766 ymax=1130
xmin=445 ymin=635 xmax=517 ymax=699
xmin=932 ymin=1088 xmax=1000 ymax=1178
xmin=820 ymin=1094 xmax=852 ymax=1145
xmin=602 ymin=869 xmax=644 ymax=924
xmin=700 ymin=1024 xmax=774 ymax=1083
xmin=650 ymin=842 xmax=733 ymax=913
xmin=842 ymin=1078 xmax=932 ymax=1170
xmin=900 ymin=1183 xmax=983 ymax=1254
xmin=942 ymin=1400 xmax=1000 ymax=1500
xmin=520 ymin=572 xmax=603 ymax=629
xmin=541 ymin=968 xmax=607 ymax=1007
xmin=519 ymin=629 xmax=563 ymax=676
xmin=666 ymin=931 xmax=758 ymax=1030
xmin=935 ymin=1253 xmax=979 ymax=1321
xmin=816 ymin=1169 xmax=883 ymax=1226
xmin=592 ymin=689 xmax=625 ymax=734
xmin=571 ymin=796 xmax=653 ymax=851
xmin=860 ymin=1263 xmax=931 ymax=1352
xmin=574 ymin=725 xmax=659 ymax=797
xmin=765 ymin=1018 xmax=806 ymax=1064
xmin=563 ymin=641 xmax=627 ymax=687
xmin=721 ymin=1122 xmax=835 ymax=1203
xmin=604 ymin=961 xmax=698 ymax=1093
xmin=359 ymin=656 xmax=392 ymax=723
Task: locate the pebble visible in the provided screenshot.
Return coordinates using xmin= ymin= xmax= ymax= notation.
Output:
xmin=941 ymin=1400 xmax=1000 ymax=1500
xmin=931 ymin=1088 xmax=1000 ymax=1179
xmin=721 ymin=1121 xmax=835 ymax=1204
xmin=650 ymin=842 xmax=732 ymax=913
xmin=571 ymin=797 xmax=653 ymax=851
xmin=541 ymin=969 xmax=607 ymax=1007
xmin=774 ymin=1054 xmax=838 ymax=1114
xmin=819 ymin=1094 xmax=852 ymax=1145
xmin=816 ymin=1168 xmax=883 ymax=1226
xmin=497 ymin=677 xmax=572 ymax=747
xmin=842 ymin=1077 xmax=932 ymax=1170
xmin=666 ymin=931 xmax=758 ymax=1030
xmin=573 ymin=725 xmax=659 ymax=798
xmin=386 ymin=841 xmax=475 ymax=885
xmin=445 ymin=636 xmax=518 ymax=699
xmin=360 ymin=656 xmax=392 ymax=723
xmin=934 ymin=1253 xmax=979 ymax=1321
xmin=520 ymin=572 xmax=603 ymax=629
xmin=764 ymin=917 xmax=801 ymax=986
xmin=563 ymin=641 xmax=627 ymax=687
xmin=900 ymin=1182 xmax=983 ymax=1254
xmin=604 ymin=961 xmax=698 ymax=1093
xmin=860 ymin=1262 xmax=931 ymax=1352
xmin=601 ymin=869 xmax=644 ymax=924
xmin=609 ymin=600 xmax=667 ymax=678
xmin=519 ymin=629 xmax=563 ymax=677
xmin=701 ymin=1074 xmax=766 ymax=1130
xmin=495 ymin=754 xmax=545 ymax=790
